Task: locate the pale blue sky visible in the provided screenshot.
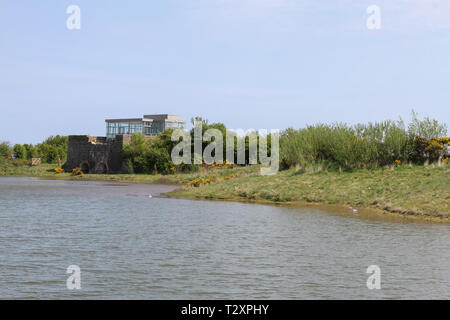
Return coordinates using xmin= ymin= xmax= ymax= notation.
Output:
xmin=1 ymin=0 xmax=449 ymax=144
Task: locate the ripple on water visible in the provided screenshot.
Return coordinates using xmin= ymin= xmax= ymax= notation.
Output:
xmin=0 ymin=177 xmax=449 ymax=299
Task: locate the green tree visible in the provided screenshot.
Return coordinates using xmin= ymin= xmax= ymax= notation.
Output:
xmin=122 ymin=133 xmax=148 ymax=173
xmin=36 ymin=135 xmax=68 ymax=163
xmin=13 ymin=144 xmax=27 ymax=159
xmin=0 ymin=141 xmax=11 ymax=159
xmin=145 ymin=147 xmax=173 ymax=174
xmin=408 ymin=110 xmax=447 ymax=139
xmin=23 ymin=144 xmax=36 ymax=160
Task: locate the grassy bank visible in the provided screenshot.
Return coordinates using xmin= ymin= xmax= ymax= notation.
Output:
xmin=171 ymin=164 xmax=450 ymax=221
xmin=1 ymin=162 xmax=449 ymax=222
xmin=0 ymin=163 xmax=58 ymax=177
xmin=0 ymin=161 xmax=250 ymax=185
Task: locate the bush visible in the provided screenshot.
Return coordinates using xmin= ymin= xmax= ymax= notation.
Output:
xmin=425 ymin=138 xmax=445 ymax=162
xmin=121 ymin=113 xmax=446 ymax=173
xmin=145 ymin=147 xmax=173 ymax=174
xmin=125 ymin=159 xmax=135 ymax=174
xmin=408 ymin=110 xmax=447 ymax=140
xmin=0 ymin=141 xmax=11 ymax=159
xmin=1 ymin=137 xmax=67 ymax=164
xmin=280 ymin=113 xmax=448 ymax=170
xmin=122 ymin=134 xmax=148 ymax=173
xmin=122 ymin=133 xmax=175 ymax=174
xmin=121 ymin=121 xmax=229 ymax=175
xmin=72 ymin=168 xmax=83 ymax=176
xmin=54 ymin=167 xmax=63 ymax=174
xmin=23 ymin=144 xmax=37 ymax=160
xmin=36 ymin=135 xmax=68 ymax=163
xmin=9 ymin=159 xmax=30 ymax=167
xmin=13 ymin=144 xmax=27 ymax=160
xmin=411 ymin=137 xmax=449 ymax=163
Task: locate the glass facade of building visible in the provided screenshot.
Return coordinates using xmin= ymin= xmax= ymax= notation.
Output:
xmin=106 ymin=120 xmax=143 ymax=138
xmin=105 ymin=115 xmax=185 ymax=139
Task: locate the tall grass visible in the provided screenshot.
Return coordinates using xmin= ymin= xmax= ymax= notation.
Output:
xmin=280 ymin=114 xmax=448 ymax=170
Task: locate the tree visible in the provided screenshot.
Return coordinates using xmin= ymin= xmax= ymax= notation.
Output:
xmin=13 ymin=144 xmax=27 ymax=159
xmin=36 ymin=135 xmax=68 ymax=163
xmin=408 ymin=110 xmax=447 ymax=139
xmin=121 ymin=133 xmax=148 ymax=173
xmin=0 ymin=141 xmax=11 ymax=159
xmin=23 ymin=144 xmax=36 ymax=160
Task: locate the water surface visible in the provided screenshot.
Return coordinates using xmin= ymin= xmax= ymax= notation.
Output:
xmin=0 ymin=177 xmax=449 ymax=299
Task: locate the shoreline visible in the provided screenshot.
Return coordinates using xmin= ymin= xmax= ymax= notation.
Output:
xmin=165 ymin=189 xmax=450 ymax=225
xmin=2 ymin=166 xmax=449 ymax=224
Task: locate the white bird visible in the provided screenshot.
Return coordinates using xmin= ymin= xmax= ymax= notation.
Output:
xmin=148 ymin=194 xmax=152 ymax=198
xmin=352 ymin=208 xmax=358 ymax=213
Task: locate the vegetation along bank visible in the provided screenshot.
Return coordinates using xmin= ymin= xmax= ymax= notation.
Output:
xmin=1 ymin=112 xmax=449 ymax=222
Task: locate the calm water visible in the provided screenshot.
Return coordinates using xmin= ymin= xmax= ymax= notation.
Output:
xmin=0 ymin=177 xmax=449 ymax=299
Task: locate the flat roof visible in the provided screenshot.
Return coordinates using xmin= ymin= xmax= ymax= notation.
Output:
xmin=105 ymin=114 xmax=186 ymax=123
xmin=105 ymin=118 xmax=143 ymax=123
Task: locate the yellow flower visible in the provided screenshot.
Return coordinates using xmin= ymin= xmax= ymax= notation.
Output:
xmin=72 ymin=168 xmax=83 ymax=176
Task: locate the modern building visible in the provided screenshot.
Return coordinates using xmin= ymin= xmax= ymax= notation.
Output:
xmin=105 ymin=114 xmax=186 ymax=139
xmin=64 ymin=114 xmax=186 ymax=174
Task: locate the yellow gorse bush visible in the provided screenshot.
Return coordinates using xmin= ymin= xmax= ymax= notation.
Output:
xmin=54 ymin=167 xmax=63 ymax=173
xmin=185 ymin=173 xmax=237 ymax=188
xmin=207 ymin=161 xmax=234 ymax=170
xmin=435 ymin=137 xmax=449 ymax=144
xmin=72 ymin=168 xmax=83 ymax=176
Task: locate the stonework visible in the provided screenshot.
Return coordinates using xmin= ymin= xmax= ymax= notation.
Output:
xmin=63 ymin=135 xmax=132 ymax=174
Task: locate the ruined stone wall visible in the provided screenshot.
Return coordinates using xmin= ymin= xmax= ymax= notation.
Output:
xmin=63 ymin=135 xmax=129 ymax=174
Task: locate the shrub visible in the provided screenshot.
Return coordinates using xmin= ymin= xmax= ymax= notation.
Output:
xmin=121 ymin=113 xmax=446 ymax=172
xmin=72 ymin=168 xmax=83 ymax=176
xmin=36 ymin=135 xmax=68 ymax=163
xmin=145 ymin=147 xmax=173 ymax=174
xmin=122 ymin=134 xmax=148 ymax=173
xmin=425 ymin=138 xmax=445 ymax=162
xmin=125 ymin=159 xmax=134 ymax=174
xmin=1 ymin=137 xmax=67 ymax=164
xmin=11 ymin=159 xmax=30 ymax=167
xmin=0 ymin=141 xmax=11 ymax=159
xmin=23 ymin=144 xmax=37 ymax=160
xmin=13 ymin=144 xmax=27 ymax=160
xmin=280 ymin=114 xmax=447 ymax=170
xmin=408 ymin=110 xmax=447 ymax=140
xmin=54 ymin=167 xmax=64 ymax=174
xmin=411 ymin=137 xmax=449 ymax=163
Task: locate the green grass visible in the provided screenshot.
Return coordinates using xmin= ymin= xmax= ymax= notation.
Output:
xmin=172 ymin=163 xmax=450 ymax=220
xmin=1 ymin=161 xmax=449 ymax=221
xmin=0 ymin=162 xmax=57 ymax=176
xmin=0 ymin=161 xmax=253 ymax=185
